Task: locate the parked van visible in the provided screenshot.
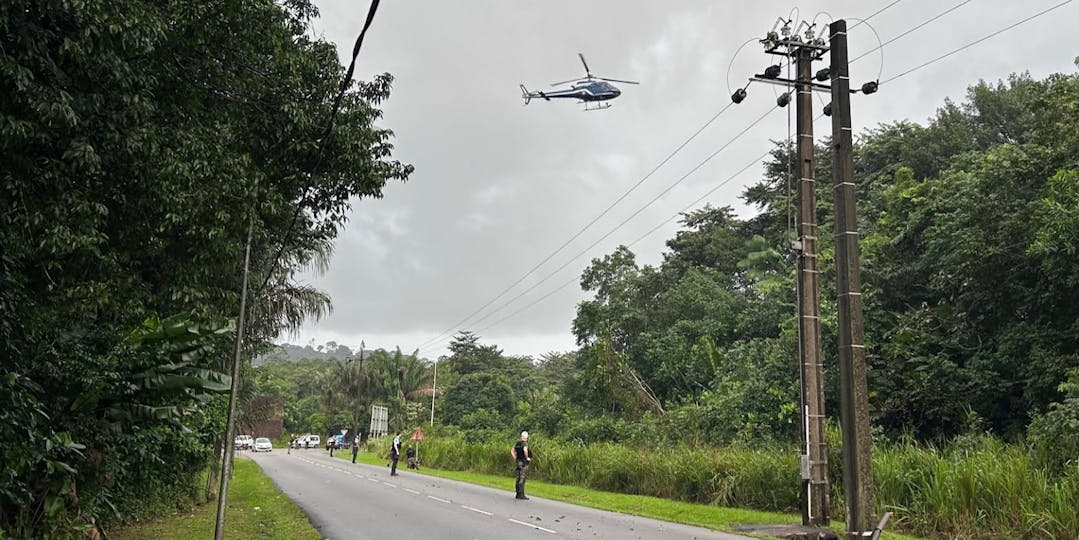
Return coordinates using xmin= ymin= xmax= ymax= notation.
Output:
xmin=297 ymin=434 xmax=320 ymax=448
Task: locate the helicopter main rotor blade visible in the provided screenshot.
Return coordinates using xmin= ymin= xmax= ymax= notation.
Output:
xmin=596 ymin=76 xmax=640 ymax=85
xmin=578 ymin=53 xmax=591 ymax=77
xmin=550 ymin=77 xmax=585 ymax=87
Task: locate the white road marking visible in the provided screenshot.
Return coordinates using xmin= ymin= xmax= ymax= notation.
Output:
xmin=461 ymin=505 xmax=492 ymax=516
xmin=368 ymin=478 xmax=380 ymax=483
xmin=508 ymin=518 xmax=557 ymax=534
xmin=383 ymin=482 xmax=397 ymax=488
xmin=427 ymin=495 xmax=451 ymax=504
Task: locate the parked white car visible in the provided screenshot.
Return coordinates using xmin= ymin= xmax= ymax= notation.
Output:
xmin=253 ymin=437 xmax=272 ymax=452
xmin=234 ymin=434 xmax=253 ymax=450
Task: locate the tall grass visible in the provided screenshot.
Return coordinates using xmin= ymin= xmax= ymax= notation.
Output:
xmin=411 ymin=434 xmax=1078 ymax=539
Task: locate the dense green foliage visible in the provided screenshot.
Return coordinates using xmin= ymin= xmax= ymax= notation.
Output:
xmin=253 ymin=346 xmax=433 ymax=438
xmin=1 ymin=0 xmax=409 ymax=536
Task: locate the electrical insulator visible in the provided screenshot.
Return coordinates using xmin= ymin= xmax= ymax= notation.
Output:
xmin=731 ymin=88 xmax=747 ymax=104
xmin=861 ymin=81 xmax=879 ymax=94
xmin=777 ymin=92 xmax=791 ymax=107
xmin=763 ymin=65 xmax=782 ymax=79
xmin=815 ymin=68 xmax=830 ymax=82
xmin=823 ymin=102 xmax=833 ymax=116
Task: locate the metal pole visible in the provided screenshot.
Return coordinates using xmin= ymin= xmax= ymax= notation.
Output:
xmin=795 ymin=45 xmax=830 ymax=526
xmin=429 ymin=359 xmax=437 ymax=426
xmin=214 ymin=215 xmax=255 ymax=540
xmin=354 ymin=344 xmax=365 ymax=443
xmin=829 ymin=19 xmax=875 ymax=536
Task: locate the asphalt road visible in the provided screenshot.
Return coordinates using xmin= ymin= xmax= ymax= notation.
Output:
xmin=249 ymin=449 xmax=752 ymax=540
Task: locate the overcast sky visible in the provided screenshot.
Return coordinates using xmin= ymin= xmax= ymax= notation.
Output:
xmin=281 ymin=0 xmax=1078 ymax=359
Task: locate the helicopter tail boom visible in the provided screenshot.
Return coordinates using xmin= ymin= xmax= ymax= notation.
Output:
xmin=520 ymin=84 xmax=551 ymax=104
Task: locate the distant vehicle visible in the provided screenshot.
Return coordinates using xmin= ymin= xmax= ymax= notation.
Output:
xmin=297 ymin=434 xmax=320 ymax=448
xmin=253 ymin=437 xmax=272 ymax=452
xmin=325 ymin=432 xmax=347 ymax=449
xmin=234 ymin=435 xmax=253 ymax=450
xmin=520 ymin=53 xmax=638 ymax=111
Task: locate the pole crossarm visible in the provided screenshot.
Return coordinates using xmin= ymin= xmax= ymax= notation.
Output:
xmin=750 ymin=76 xmax=833 ymax=93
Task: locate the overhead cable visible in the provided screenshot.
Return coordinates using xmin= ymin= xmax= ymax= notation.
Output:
xmin=412 ymin=101 xmax=739 ymax=351
xmin=882 ymin=0 xmax=1073 ymax=84
xmin=418 ymin=106 xmax=778 ymax=354
xmin=850 ymin=0 xmax=975 ymax=64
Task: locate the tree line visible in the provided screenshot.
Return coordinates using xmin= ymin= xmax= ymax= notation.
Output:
xmin=1 ymin=0 xmax=409 ymax=536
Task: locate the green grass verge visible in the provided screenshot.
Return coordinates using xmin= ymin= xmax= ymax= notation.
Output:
xmin=111 ymin=457 xmax=320 ymax=540
xmin=329 ymin=450 xmax=922 ymax=540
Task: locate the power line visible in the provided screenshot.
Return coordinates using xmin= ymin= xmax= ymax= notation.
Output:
xmin=850 ymin=0 xmax=975 ymax=64
xmin=462 ymin=106 xmax=777 ymax=329
xmin=850 ymin=0 xmax=903 ymax=30
xmin=418 ymin=106 xmax=778 ymax=355
xmin=412 ymin=101 xmax=738 ymax=351
xmin=432 ymin=143 xmax=793 ymax=353
xmin=418 ymin=0 xmax=917 ymax=355
xmin=882 ymin=0 xmax=1073 ymax=84
xmin=421 ymin=0 xmax=1076 ymax=355
xmin=627 ymin=149 xmax=774 ymax=247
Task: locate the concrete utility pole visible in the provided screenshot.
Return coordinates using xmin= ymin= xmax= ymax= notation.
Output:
xmin=794 ymin=44 xmax=830 ymax=527
xmin=829 ymin=19 xmax=876 ymax=536
xmin=739 ymin=19 xmax=832 ymax=526
xmin=735 ymin=15 xmax=882 ymax=536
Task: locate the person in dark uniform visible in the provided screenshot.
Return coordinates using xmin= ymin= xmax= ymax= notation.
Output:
xmin=390 ymin=432 xmax=401 ymax=476
xmin=511 ymin=431 xmax=532 ymax=500
xmin=352 ymin=435 xmax=360 ymax=464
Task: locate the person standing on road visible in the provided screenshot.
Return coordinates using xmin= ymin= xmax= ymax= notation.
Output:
xmin=390 ymin=432 xmax=401 ymax=476
xmin=352 ymin=435 xmax=360 ymax=464
xmin=511 ymin=431 xmax=532 ymax=500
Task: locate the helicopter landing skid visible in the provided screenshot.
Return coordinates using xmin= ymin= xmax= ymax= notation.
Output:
xmin=583 ymin=102 xmax=612 ymax=111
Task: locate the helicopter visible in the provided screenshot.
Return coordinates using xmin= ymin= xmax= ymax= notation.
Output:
xmin=520 ymin=53 xmax=638 ymax=111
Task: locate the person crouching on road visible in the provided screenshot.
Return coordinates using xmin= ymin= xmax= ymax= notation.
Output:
xmin=511 ymin=431 xmax=532 ymax=500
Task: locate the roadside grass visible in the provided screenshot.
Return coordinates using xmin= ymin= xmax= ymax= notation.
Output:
xmin=328 ymin=450 xmax=922 ymax=540
xmin=111 ymin=457 xmax=320 ymax=540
